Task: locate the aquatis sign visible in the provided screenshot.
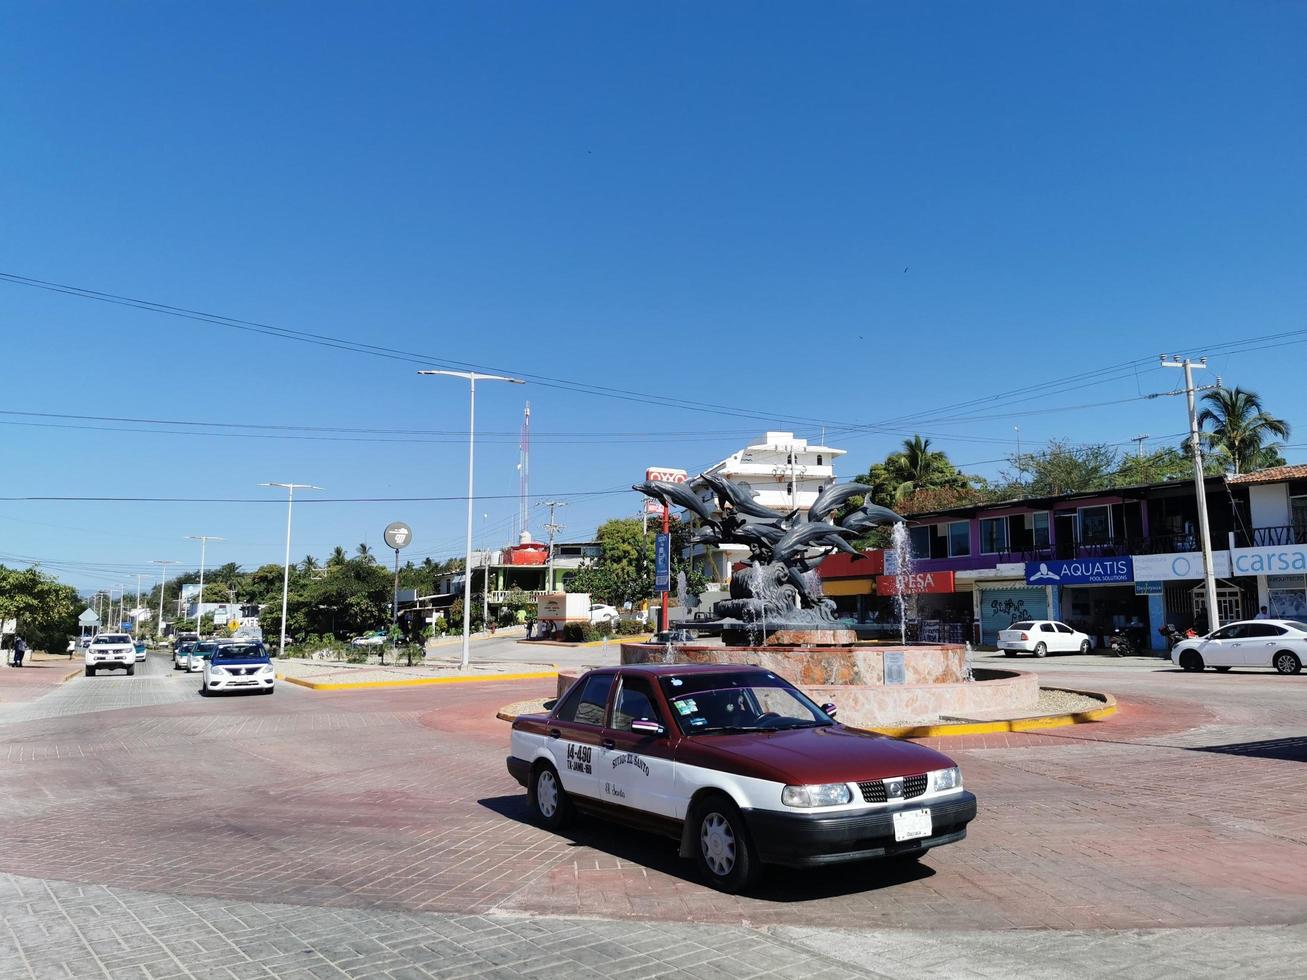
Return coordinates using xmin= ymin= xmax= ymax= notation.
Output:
xmin=1024 ymin=557 xmax=1133 ymax=586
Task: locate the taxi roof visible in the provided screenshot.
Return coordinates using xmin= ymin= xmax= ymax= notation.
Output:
xmin=590 ymin=663 xmax=767 ymax=676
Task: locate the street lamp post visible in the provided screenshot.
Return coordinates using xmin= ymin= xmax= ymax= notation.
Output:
xmin=418 ymin=369 xmax=525 ymax=669
xmin=151 ymin=560 xmax=179 ymax=639
xmin=259 ymin=483 xmax=323 ymax=659
xmin=186 ymin=535 xmax=224 ymax=636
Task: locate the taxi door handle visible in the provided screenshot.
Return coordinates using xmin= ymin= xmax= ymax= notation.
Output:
xmin=548 ymin=728 xmax=561 ymax=739
xmin=601 ymin=738 xmax=615 ymax=750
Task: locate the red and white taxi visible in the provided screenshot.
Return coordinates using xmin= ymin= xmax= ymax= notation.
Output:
xmin=507 ymin=664 xmax=977 ymax=892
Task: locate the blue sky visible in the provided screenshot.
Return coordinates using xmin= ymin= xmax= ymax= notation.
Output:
xmin=2 ymin=1 xmax=1305 ymax=594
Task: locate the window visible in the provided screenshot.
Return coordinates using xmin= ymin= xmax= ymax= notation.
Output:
xmin=1210 ymin=625 xmax=1243 ymax=640
xmin=1055 ymin=623 xmax=1074 ymax=634
xmin=948 ymin=521 xmax=970 ymax=557
xmin=909 ymin=526 xmax=931 ymax=558
xmin=555 ymin=673 xmax=614 ymax=726
xmin=1079 ymin=506 xmax=1111 ymax=544
xmin=1010 ymin=621 xmax=1035 ymax=630
xmin=979 ymin=517 xmax=1008 ymax=554
xmin=816 ymin=454 xmax=823 ymax=466
xmin=1031 ymin=512 xmax=1050 ymax=549
xmin=1293 ymin=495 xmax=1307 ymax=533
xmin=611 ymin=676 xmax=662 ymax=732
xmin=1040 ymin=624 xmax=1058 ymax=633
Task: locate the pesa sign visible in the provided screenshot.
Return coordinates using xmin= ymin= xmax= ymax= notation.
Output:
xmin=876 ymin=571 xmax=955 ymax=596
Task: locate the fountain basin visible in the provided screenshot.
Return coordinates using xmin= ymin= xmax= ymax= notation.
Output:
xmin=615 ymin=642 xmax=1039 ymax=727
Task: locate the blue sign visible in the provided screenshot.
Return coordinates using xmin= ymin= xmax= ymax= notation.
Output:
xmin=654 ymin=533 xmax=671 ymax=593
xmin=1025 ymin=557 xmax=1133 ymax=586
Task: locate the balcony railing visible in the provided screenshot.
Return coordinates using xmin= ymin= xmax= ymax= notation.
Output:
xmin=488 ymin=590 xmax=547 ymax=604
xmin=1237 ymin=524 xmax=1307 ymax=548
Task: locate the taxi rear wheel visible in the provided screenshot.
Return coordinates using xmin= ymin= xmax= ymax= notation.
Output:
xmin=693 ymin=795 xmax=758 ymax=894
xmin=530 ymin=763 xmax=573 ymax=831
xmin=1033 ymin=642 xmax=1048 ymax=658
xmin=1274 ymin=651 xmax=1301 ymax=675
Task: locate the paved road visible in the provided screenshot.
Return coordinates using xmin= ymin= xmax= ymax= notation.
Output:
xmin=2 ymin=651 xmax=1306 ymax=978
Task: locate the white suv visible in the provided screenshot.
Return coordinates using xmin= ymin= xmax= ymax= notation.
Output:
xmin=85 ymin=633 xmax=136 ymax=676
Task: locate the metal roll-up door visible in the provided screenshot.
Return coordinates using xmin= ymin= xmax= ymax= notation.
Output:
xmin=979 ymin=587 xmax=1049 ymax=646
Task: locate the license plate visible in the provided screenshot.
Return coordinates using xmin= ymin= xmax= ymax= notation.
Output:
xmin=892 ymin=808 xmax=932 ymax=842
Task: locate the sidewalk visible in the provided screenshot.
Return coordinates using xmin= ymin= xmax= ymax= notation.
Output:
xmin=0 ymin=652 xmax=82 ymax=705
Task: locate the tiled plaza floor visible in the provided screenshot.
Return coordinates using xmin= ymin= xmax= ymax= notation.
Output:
xmin=2 ymin=652 xmax=1306 ymax=976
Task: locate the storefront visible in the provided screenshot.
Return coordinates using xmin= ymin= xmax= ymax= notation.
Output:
xmin=817 ymin=550 xmax=885 ymax=623
xmin=976 ymin=585 xmax=1049 ymax=646
xmin=1058 ymin=584 xmax=1150 ymax=649
xmin=875 ymin=571 xmax=971 ymax=643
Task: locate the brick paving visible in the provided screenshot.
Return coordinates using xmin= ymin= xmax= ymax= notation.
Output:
xmin=2 ymin=651 xmax=1307 ymax=976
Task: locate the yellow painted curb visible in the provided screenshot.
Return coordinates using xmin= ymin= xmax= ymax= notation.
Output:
xmin=867 ymin=689 xmax=1117 ymax=738
xmin=277 ymin=670 xmax=557 ymax=691
xmin=61 ymin=667 xmax=83 ymax=683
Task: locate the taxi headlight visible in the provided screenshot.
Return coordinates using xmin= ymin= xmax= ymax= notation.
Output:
xmin=208 ymin=665 xmax=228 ymax=676
xmin=932 ymin=766 xmax=962 ymax=792
xmin=259 ymin=664 xmax=274 ymax=675
xmin=781 ymin=783 xmax=852 ymax=808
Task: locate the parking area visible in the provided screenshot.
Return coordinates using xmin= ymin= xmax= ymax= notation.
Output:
xmin=2 ymin=650 xmax=1306 ymax=976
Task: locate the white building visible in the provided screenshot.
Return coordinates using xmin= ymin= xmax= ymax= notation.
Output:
xmin=688 ymin=431 xmax=846 ymax=585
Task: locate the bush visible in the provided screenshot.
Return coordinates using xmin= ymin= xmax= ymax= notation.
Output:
xmin=345 ymin=648 xmax=370 ymax=664
xmin=614 ymin=619 xmax=647 ymax=636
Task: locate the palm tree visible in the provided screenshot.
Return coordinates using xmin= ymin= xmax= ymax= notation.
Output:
xmin=875 ymin=435 xmax=970 ymax=504
xmin=355 ymin=542 xmax=375 ymax=563
xmin=300 ymin=555 xmax=319 ymax=574
xmin=1196 ymin=387 xmax=1290 ymax=475
xmin=327 ymin=546 xmax=348 ymax=568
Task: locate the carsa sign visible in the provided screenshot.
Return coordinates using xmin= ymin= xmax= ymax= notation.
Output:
xmin=1025 ymin=557 xmax=1133 ymax=585
xmin=875 ymin=571 xmax=954 ymax=596
xmin=1230 ymin=543 xmax=1307 ymax=576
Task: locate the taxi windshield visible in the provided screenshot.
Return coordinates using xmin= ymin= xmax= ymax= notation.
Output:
xmin=658 ymin=671 xmax=832 ymax=735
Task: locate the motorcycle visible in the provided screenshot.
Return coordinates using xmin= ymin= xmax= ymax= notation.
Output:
xmin=1109 ymin=628 xmax=1136 ymax=658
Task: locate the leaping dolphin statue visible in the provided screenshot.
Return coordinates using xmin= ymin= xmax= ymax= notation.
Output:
xmin=698 ymin=472 xmax=780 ymax=521
xmin=632 ymin=480 xmax=718 ymax=525
xmin=839 ymin=503 xmax=905 ymax=534
xmin=771 ymin=521 xmax=857 ymax=565
xmin=808 ymin=482 xmax=872 ymax=523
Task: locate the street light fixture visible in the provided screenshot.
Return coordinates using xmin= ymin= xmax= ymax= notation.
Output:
xmin=185 ymin=535 xmax=224 ymax=635
xmin=418 ymin=369 xmax=525 ymax=669
xmin=259 ymin=483 xmax=322 ymax=658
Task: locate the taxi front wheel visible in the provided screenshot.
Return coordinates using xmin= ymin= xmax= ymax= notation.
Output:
xmin=694 ymin=795 xmax=758 ymax=893
xmin=530 ymin=763 xmax=573 ymax=831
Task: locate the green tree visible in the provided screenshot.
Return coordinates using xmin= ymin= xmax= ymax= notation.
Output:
xmin=999 ymin=440 xmax=1118 ymax=496
xmin=327 ymin=546 xmax=349 ymax=568
xmin=566 ymin=517 xmax=704 ymax=607
xmin=859 ymin=435 xmax=973 ymax=508
xmin=300 ymin=554 xmax=319 ymax=574
xmin=1197 ymin=387 xmax=1291 ymax=475
xmin=0 ymin=566 xmax=78 ymax=653
xmin=1113 ymin=447 xmax=1192 ymax=486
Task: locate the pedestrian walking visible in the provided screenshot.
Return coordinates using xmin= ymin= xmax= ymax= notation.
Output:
xmin=12 ymin=635 xmax=27 ymax=667
xmin=1255 ymin=605 xmax=1271 ymax=619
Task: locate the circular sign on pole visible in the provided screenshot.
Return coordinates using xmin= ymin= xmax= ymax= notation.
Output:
xmin=384 ymin=522 xmax=413 ymax=550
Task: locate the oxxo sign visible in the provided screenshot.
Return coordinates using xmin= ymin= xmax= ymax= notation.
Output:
xmin=644 ymin=467 xmax=688 ymax=513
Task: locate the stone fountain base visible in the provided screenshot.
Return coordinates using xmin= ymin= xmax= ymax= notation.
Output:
xmin=619 ymin=641 xmax=1038 ymax=728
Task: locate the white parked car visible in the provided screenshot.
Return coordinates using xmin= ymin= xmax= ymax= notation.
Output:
xmin=998 ymin=620 xmax=1092 ymax=657
xmin=1172 ymin=619 xmax=1307 ymax=675
xmin=589 ymin=604 xmax=619 ymax=625
xmin=85 ymin=633 xmax=136 ymax=676
xmin=350 ymin=632 xmax=387 ymax=646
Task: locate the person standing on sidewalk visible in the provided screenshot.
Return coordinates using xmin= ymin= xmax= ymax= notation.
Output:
xmin=12 ymin=635 xmax=27 ymax=667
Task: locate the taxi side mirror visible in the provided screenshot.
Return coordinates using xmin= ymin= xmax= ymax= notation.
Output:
xmin=630 ymin=719 xmax=665 ymax=736
xmin=821 ymin=702 xmax=838 ymax=719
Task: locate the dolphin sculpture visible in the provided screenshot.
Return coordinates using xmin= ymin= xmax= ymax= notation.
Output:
xmin=632 ymin=480 xmax=718 ymax=525
xmin=815 ymin=533 xmax=865 ymax=559
xmin=771 ymin=521 xmax=857 ymax=565
xmin=699 ymin=472 xmax=780 ymax=521
xmin=839 ymin=503 xmax=905 ymax=534
xmin=808 ymin=482 xmax=873 ymax=523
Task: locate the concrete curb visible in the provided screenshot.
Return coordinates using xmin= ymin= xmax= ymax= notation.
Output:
xmin=61 ymin=667 xmax=83 ymax=683
xmin=494 ymin=686 xmax=1118 ymax=734
xmin=277 ymin=670 xmax=557 ymax=692
xmin=517 ymin=636 xmax=652 ymax=649
xmin=867 ymin=688 xmax=1118 ymax=738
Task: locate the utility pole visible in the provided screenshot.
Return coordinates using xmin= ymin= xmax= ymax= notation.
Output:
xmin=186 ymin=535 xmax=224 ymax=637
xmin=1161 ymin=355 xmax=1223 ymax=631
xmin=151 ymin=560 xmax=178 ymax=638
xmin=542 ymin=500 xmax=567 ymax=592
xmin=133 ymin=574 xmax=146 ymax=639
xmin=1014 ymin=426 xmax=1023 ymax=483
xmin=1131 ymin=434 xmax=1150 ymax=458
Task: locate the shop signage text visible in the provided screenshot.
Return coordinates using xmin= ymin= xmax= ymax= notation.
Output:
xmin=1135 ymin=580 xmax=1163 ymax=596
xmin=1231 ymin=544 xmax=1307 ymax=576
xmin=875 ymin=571 xmax=955 ymax=596
xmin=1024 ymin=558 xmax=1133 ymax=585
xmin=1131 ymin=551 xmax=1232 ymax=581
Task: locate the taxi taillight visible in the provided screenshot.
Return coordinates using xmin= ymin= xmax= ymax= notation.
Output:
xmin=1020 ymin=632 xmax=1029 ymax=641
